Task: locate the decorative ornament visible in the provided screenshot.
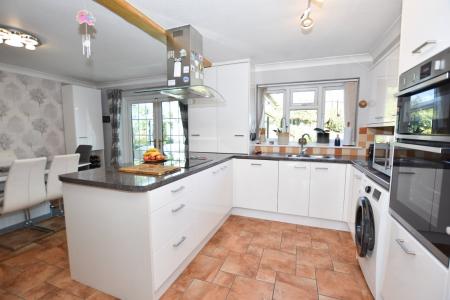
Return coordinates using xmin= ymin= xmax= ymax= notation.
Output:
xmin=358 ymin=99 xmax=368 ymax=108
xmin=76 ymin=10 xmax=96 ymax=58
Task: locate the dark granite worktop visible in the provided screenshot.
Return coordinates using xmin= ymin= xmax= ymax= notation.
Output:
xmin=60 ymin=152 xmax=390 ymax=192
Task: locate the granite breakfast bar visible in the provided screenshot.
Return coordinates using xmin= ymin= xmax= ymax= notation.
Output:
xmin=59 ymin=152 xmax=388 ymax=299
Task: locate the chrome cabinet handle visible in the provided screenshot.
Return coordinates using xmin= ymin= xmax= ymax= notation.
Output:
xmin=234 ymin=134 xmax=245 ymax=137
xmin=412 ymin=40 xmax=436 ymax=54
xmin=251 ymin=163 xmax=262 ymax=166
xmin=172 ymin=236 xmax=186 ymax=248
xmin=375 ymin=116 xmax=384 ymax=120
xmin=191 ymin=134 xmax=200 ymax=137
xmin=171 ymin=204 xmax=185 ymax=213
xmin=171 ymin=186 xmax=185 ymax=193
xmin=294 ymin=166 xmax=307 ymax=169
xmin=396 ymin=239 xmax=416 ymax=255
xmin=315 ymin=167 xmax=328 ymax=170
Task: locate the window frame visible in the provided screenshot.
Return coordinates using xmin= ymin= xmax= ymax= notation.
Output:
xmin=262 ymin=82 xmax=347 ymax=142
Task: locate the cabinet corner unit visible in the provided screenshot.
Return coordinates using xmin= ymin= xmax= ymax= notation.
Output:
xmin=62 ymin=85 xmax=104 ymax=153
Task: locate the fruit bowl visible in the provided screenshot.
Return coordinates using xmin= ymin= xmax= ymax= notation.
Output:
xmin=143 ymin=159 xmax=167 ymax=164
xmin=142 ymin=147 xmax=166 ymax=164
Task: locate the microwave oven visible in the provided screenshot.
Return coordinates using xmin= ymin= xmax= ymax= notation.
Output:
xmin=372 ymin=135 xmax=394 ymax=176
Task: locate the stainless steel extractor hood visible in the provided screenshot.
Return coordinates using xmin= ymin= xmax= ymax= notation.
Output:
xmin=134 ymin=25 xmax=223 ymax=103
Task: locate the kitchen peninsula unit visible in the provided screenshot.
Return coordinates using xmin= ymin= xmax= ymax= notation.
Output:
xmin=60 ymin=153 xmax=387 ymax=299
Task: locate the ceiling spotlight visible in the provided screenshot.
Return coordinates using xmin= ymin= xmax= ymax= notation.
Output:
xmin=300 ymin=0 xmax=315 ymax=30
xmin=0 ymin=26 xmax=41 ymax=50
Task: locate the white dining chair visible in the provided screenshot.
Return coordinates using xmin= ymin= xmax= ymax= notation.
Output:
xmin=46 ymin=154 xmax=80 ymax=215
xmin=0 ymin=157 xmax=50 ymax=231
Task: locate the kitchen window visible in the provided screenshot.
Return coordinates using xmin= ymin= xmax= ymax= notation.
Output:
xmin=260 ymin=80 xmax=358 ymax=143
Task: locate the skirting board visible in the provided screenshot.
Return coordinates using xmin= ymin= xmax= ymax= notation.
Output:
xmin=154 ymin=210 xmax=232 ymax=299
xmin=231 ymin=208 xmax=350 ymax=232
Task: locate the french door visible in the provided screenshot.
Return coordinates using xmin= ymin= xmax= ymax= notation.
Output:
xmin=128 ymin=99 xmax=187 ymax=163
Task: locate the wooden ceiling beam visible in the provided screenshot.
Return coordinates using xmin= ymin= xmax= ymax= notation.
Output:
xmin=94 ymin=0 xmax=212 ymax=67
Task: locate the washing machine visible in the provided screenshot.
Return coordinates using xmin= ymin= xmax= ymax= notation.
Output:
xmin=355 ymin=176 xmax=389 ymax=299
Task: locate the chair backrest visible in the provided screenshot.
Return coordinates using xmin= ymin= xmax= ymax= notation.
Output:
xmin=46 ymin=154 xmax=80 ymax=200
xmin=75 ymin=145 xmax=92 ymax=163
xmin=0 ymin=150 xmax=17 ymax=168
xmin=3 ymin=157 xmax=47 ymax=214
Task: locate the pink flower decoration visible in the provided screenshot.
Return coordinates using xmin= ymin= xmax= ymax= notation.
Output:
xmin=76 ymin=10 xmax=96 ymax=26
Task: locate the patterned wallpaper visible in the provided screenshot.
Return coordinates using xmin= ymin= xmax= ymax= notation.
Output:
xmin=0 ymin=70 xmax=65 ymax=159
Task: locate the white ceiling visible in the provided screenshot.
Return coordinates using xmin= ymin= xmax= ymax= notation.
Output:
xmin=0 ymin=0 xmax=401 ymax=85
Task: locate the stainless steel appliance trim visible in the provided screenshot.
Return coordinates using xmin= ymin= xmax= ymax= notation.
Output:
xmin=171 ymin=203 xmax=185 ymax=213
xmin=396 ymin=134 xmax=450 ymax=143
xmin=412 ymin=40 xmax=436 ymax=54
xmin=395 ymin=142 xmax=450 ymax=154
xmin=395 ymin=72 xmax=449 ymax=96
xmin=172 ymin=236 xmax=186 ymax=248
xmin=395 ymin=238 xmax=416 ymax=255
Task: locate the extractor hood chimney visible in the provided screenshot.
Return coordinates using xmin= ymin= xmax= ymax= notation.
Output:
xmin=137 ymin=25 xmax=223 ymax=103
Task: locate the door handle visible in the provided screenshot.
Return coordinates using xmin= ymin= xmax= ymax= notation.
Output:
xmin=234 ymin=134 xmax=245 ymax=137
xmin=315 ymin=167 xmax=328 ymax=170
xmin=191 ymin=134 xmax=200 ymax=137
xmin=170 ymin=186 xmax=185 ymax=193
xmin=395 ymin=239 xmax=416 ymax=255
xmin=172 ymin=236 xmax=187 ymax=248
xmin=294 ymin=166 xmax=307 ymax=169
xmin=412 ymin=40 xmax=436 ymax=54
xmin=171 ymin=203 xmax=185 ymax=213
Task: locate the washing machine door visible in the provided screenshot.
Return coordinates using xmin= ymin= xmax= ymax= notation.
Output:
xmin=355 ymin=196 xmax=375 ymax=257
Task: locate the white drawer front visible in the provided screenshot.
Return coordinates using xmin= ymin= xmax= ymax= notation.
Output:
xmin=381 ymin=216 xmax=448 ymax=300
xmin=149 ymin=177 xmax=191 ymax=212
xmin=151 ymin=197 xmax=194 ymax=253
xmin=152 ymin=226 xmax=197 ymax=290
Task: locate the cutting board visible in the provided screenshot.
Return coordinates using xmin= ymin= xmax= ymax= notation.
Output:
xmin=119 ymin=164 xmax=181 ymax=176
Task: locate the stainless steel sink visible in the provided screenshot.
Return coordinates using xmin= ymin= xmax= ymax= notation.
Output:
xmin=287 ymin=154 xmax=310 ymax=158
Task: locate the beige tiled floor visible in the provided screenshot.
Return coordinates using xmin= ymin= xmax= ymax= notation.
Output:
xmin=0 ymin=229 xmax=117 ymax=299
xmin=0 ymin=216 xmax=372 ymax=300
xmin=161 ymin=215 xmax=373 ymax=300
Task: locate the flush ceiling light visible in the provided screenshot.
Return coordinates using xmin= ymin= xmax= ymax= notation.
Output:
xmin=300 ymin=0 xmax=315 ymax=30
xmin=0 ymin=26 xmax=41 ymax=50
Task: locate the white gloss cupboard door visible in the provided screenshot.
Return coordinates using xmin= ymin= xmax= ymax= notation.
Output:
xmin=381 ymin=216 xmax=449 ymax=300
xmin=233 ymin=159 xmax=278 ymax=212
xmin=309 ymin=163 xmax=347 ymax=221
xmin=216 ymin=63 xmax=250 ymax=154
xmin=278 ymin=161 xmax=310 ymax=216
xmin=188 ymin=67 xmax=218 ymax=152
xmin=399 ymin=0 xmax=450 ymax=73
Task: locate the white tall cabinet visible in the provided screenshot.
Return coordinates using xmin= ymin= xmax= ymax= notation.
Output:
xmin=188 ymin=61 xmax=251 ymax=154
xmin=62 ymin=85 xmax=104 ymax=153
xmin=399 ymin=0 xmax=450 ymax=73
xmin=366 ymin=46 xmax=399 ymax=126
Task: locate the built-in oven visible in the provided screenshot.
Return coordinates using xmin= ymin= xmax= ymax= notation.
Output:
xmin=390 ymin=142 xmax=450 ymax=266
xmin=391 ymin=47 xmax=450 ymax=266
xmin=372 ymin=135 xmax=394 ymax=176
xmin=396 ymin=48 xmax=450 ymax=142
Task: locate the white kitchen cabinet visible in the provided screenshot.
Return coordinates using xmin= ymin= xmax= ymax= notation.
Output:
xmin=62 ymin=85 xmax=104 ymax=153
xmin=381 ymin=216 xmax=449 ymax=300
xmin=278 ymin=161 xmax=310 ymax=216
xmin=367 ymin=46 xmax=399 ymax=126
xmin=216 ymin=62 xmax=251 ymax=154
xmin=233 ymin=159 xmax=278 ymax=212
xmin=188 ymin=67 xmax=219 ymax=152
xmin=399 ymin=0 xmax=450 ymax=73
xmin=309 ymin=163 xmax=347 ymax=221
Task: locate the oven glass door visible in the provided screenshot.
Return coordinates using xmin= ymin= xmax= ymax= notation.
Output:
xmin=397 ymin=80 xmax=450 ymax=137
xmin=390 ymin=143 xmax=450 ymax=265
